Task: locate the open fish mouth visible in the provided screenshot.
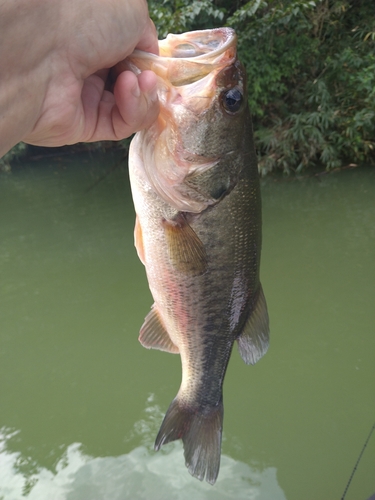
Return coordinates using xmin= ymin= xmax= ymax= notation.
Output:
xmin=126 ymin=28 xmax=237 ymax=86
xmin=157 ymin=28 xmax=236 ymax=60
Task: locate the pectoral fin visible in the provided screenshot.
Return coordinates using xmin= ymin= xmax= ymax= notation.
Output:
xmin=163 ymin=215 xmax=208 ymax=276
xmin=139 ymin=305 xmax=179 ymax=354
xmin=236 ymin=284 xmax=269 ymax=365
xmin=134 ymin=216 xmax=145 ymax=265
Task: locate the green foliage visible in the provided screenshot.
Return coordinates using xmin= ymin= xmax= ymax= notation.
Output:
xmin=150 ymin=0 xmax=375 ymax=174
xmin=149 ymin=0 xmax=225 ymax=37
xmin=227 ymin=0 xmax=375 ymax=174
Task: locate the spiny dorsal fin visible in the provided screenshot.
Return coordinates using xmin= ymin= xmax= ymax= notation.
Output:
xmin=139 ymin=305 xmax=179 ymax=354
xmin=236 ymin=284 xmax=270 ymax=365
xmin=163 ymin=215 xmax=208 ymax=276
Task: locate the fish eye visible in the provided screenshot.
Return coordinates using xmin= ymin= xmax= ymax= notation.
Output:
xmin=221 ymin=87 xmax=243 ymax=114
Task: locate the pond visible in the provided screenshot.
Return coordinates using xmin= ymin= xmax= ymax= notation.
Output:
xmin=0 ymin=152 xmax=374 ymax=500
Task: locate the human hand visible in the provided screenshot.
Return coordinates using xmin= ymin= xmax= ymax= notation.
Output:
xmin=0 ymin=0 xmax=159 ymax=156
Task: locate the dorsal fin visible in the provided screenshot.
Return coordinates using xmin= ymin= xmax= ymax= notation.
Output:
xmin=236 ymin=284 xmax=270 ymax=365
xmin=139 ymin=305 xmax=179 ymax=354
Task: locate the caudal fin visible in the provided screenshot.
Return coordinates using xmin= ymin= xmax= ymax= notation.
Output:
xmin=154 ymin=397 xmax=223 ymax=485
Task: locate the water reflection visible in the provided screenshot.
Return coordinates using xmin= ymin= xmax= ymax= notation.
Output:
xmin=0 ymin=398 xmax=286 ymax=500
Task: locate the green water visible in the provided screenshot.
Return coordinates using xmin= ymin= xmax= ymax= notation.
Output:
xmin=0 ymin=153 xmax=374 ymax=500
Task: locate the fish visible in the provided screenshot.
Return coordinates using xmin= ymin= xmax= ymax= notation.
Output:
xmin=123 ymin=28 xmax=269 ymax=485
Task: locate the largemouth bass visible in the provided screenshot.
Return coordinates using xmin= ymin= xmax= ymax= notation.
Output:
xmin=124 ymin=28 xmax=269 ymax=485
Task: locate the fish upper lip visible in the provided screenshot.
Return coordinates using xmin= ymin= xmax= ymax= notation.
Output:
xmin=158 ymin=27 xmax=236 ymax=62
xmin=127 ymin=28 xmax=237 ymax=87
xmin=132 ymin=28 xmax=236 ymax=62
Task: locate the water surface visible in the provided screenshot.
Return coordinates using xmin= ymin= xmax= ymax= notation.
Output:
xmin=0 ymin=153 xmax=374 ymax=499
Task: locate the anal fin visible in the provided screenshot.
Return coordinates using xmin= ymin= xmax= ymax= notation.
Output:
xmin=139 ymin=305 xmax=179 ymax=354
xmin=237 ymin=284 xmax=270 ymax=365
xmin=163 ymin=214 xmax=208 ymax=277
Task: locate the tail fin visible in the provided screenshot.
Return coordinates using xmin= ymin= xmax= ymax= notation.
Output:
xmin=154 ymin=397 xmax=223 ymax=485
